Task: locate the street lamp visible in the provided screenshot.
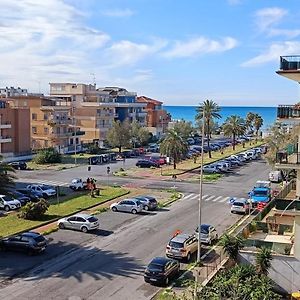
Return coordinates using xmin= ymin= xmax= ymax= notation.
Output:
xmin=72 ymin=105 xmax=77 ymax=165
xmin=197 ymin=109 xmax=205 ymax=263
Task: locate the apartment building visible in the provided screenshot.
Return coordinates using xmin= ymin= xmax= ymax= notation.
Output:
xmin=0 ymin=100 xmax=30 ymax=157
xmin=49 ymin=83 xmax=147 ymax=144
xmin=6 ymin=96 xmax=81 ymax=153
xmin=137 ymin=96 xmax=171 ymax=136
xmin=275 ymin=55 xmax=300 ymax=199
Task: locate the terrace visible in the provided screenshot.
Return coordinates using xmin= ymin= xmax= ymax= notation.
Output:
xmin=277 ymin=55 xmax=300 ymax=82
xmin=275 ymin=144 xmax=300 ymax=168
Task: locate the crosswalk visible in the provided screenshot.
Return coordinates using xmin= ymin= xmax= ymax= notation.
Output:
xmin=16 ymin=178 xmax=69 ymax=187
xmin=182 ymin=193 xmax=237 ymax=204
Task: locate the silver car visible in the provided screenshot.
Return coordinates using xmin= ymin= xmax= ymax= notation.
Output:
xmin=57 ymin=213 xmax=99 ymax=233
xmin=110 ymin=198 xmax=143 ymax=214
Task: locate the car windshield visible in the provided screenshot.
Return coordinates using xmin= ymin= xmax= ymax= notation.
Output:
xmin=135 ymin=200 xmax=141 ymax=206
xmin=196 ymin=225 xmax=210 ymax=234
xmin=3 ymin=195 xmax=14 ymax=201
xmin=87 ymin=217 xmax=98 ymax=223
xmin=40 ymin=186 xmax=52 ymax=190
xmin=233 ymin=202 xmax=244 ymax=207
xmin=254 ymin=190 xmax=268 ymax=196
xmin=169 ymin=241 xmax=184 ymax=248
xmin=148 ymin=263 xmax=164 ymax=272
xmin=34 ymin=235 xmax=45 ymax=243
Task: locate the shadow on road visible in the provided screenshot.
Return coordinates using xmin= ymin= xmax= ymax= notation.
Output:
xmin=0 ymin=240 xmax=144 ymax=283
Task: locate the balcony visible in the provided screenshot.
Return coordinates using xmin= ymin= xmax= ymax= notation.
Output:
xmin=0 ymin=122 xmax=11 ymax=129
xmin=277 ymin=104 xmax=300 ymax=120
xmin=0 ymin=136 xmax=12 ymax=143
xmin=277 ymin=55 xmax=300 ymax=82
xmin=275 ymin=146 xmax=300 ymax=169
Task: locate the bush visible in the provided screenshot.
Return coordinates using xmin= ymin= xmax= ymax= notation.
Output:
xmin=18 ymin=199 xmax=50 ymax=220
xmin=34 ymin=148 xmax=61 ymax=164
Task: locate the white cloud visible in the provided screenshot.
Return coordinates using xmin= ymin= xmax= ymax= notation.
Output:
xmin=268 ymin=28 xmax=300 ymax=39
xmin=255 ymin=7 xmax=287 ymax=33
xmin=0 ymin=0 xmax=110 ymax=92
xmin=101 ymin=8 xmax=135 ymax=17
xmin=106 ymin=39 xmax=168 ymax=67
xmin=163 ymin=36 xmax=238 ymax=58
xmin=241 ymin=41 xmax=300 ymax=67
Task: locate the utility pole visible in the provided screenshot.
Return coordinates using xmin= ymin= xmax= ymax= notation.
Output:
xmin=73 ymin=105 xmax=77 ymax=165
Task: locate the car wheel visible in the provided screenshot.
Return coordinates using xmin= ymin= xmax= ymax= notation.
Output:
xmin=81 ymin=226 xmax=88 ymax=233
xmin=144 ymin=205 xmax=149 ymax=211
xmin=42 ymin=193 xmax=48 ymax=198
xmin=58 ymin=223 xmax=65 ymax=229
xmin=131 ymin=209 xmax=137 ymax=214
xmin=112 ymin=206 xmax=117 ymax=212
xmin=4 ymin=205 xmax=10 ymax=212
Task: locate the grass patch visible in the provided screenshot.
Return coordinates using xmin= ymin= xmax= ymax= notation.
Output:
xmin=0 ymin=187 xmax=127 ymax=237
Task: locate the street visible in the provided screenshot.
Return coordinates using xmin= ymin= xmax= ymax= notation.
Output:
xmin=0 ymin=159 xmax=271 ymax=300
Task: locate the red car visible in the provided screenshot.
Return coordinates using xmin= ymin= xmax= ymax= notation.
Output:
xmin=149 ymin=156 xmax=166 ymax=165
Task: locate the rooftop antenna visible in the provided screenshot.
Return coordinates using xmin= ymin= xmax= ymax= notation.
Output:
xmin=90 ymin=73 xmax=96 ymax=87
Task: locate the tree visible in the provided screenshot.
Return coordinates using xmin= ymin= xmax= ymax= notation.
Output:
xmin=223 ymin=115 xmax=246 ymax=150
xmin=245 ymin=112 xmax=255 ymax=133
xmin=253 ymin=114 xmax=264 ymax=138
xmin=255 ymin=247 xmax=272 ymax=275
xmin=34 ymin=148 xmax=61 ymax=164
xmin=0 ymin=157 xmax=15 ymax=194
xmin=106 ymin=120 xmax=131 ymax=153
xmin=172 ymin=119 xmax=194 ymax=142
xmin=18 ymin=199 xmax=49 ymax=220
xmin=195 ymin=100 xmax=221 ymax=158
xmin=220 ymin=233 xmax=244 ymax=261
xmin=130 ymin=120 xmax=149 ymax=148
xmin=160 ymin=128 xmax=189 ymax=169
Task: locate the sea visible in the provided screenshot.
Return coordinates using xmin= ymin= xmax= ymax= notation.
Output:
xmin=164 ymin=106 xmax=277 ymax=130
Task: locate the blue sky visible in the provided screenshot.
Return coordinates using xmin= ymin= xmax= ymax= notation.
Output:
xmin=1 ymin=0 xmax=300 ymax=106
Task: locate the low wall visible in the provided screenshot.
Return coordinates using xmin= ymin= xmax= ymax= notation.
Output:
xmin=239 ymin=251 xmax=300 ymax=294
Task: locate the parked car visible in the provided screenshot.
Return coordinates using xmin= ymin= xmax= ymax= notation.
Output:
xmin=0 ymin=195 xmax=21 ymax=211
xmin=7 ymin=191 xmax=30 ymax=206
xmin=166 ymin=233 xmax=197 ymax=261
xmin=110 ymin=199 xmax=143 ymax=214
xmin=136 ymin=160 xmax=159 ymax=168
xmin=57 ymin=213 xmax=99 ymax=233
xmin=8 ymin=161 xmax=27 ymax=170
xmin=144 ymin=257 xmax=180 ymax=286
xmin=149 ymin=156 xmax=167 ymax=165
xmin=69 ymin=178 xmax=88 ymax=191
xmin=202 ymin=165 xmax=221 ymax=174
xmin=133 ymin=195 xmax=158 ymax=211
xmin=195 ymin=224 xmax=218 ymax=245
xmin=0 ymin=232 xmax=47 ymax=255
xmin=16 ymin=188 xmax=42 ymax=202
xmin=231 ymin=198 xmax=250 ymax=214
xmin=269 ymin=170 xmax=283 ymax=183
xmin=27 ymin=184 xmax=56 ymax=198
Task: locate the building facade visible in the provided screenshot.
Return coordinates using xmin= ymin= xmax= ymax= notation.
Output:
xmin=137 ymin=96 xmax=171 ymax=136
xmin=0 ymin=100 xmax=30 ymax=157
xmin=49 ymin=83 xmax=147 ymax=145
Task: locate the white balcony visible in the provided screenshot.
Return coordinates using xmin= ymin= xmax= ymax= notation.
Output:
xmin=0 ymin=123 xmax=12 ymax=129
xmin=0 ymin=137 xmax=12 ymax=143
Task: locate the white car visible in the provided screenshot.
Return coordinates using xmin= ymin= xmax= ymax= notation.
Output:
xmin=231 ymin=198 xmax=251 ymax=214
xmin=110 ymin=199 xmax=143 ymax=214
xmin=0 ymin=195 xmax=21 ymax=211
xmin=27 ymin=184 xmax=56 ymax=198
xmin=69 ymin=178 xmax=87 ymax=191
xmin=195 ymin=224 xmax=218 ymax=245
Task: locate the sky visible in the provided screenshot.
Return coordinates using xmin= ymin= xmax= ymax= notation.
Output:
xmin=1 ymin=0 xmax=300 ymax=106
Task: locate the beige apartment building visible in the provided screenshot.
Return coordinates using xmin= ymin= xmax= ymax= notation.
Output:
xmin=0 ymin=100 xmax=30 ymax=157
xmin=6 ymin=96 xmax=81 ymax=153
xmin=49 ymin=83 xmax=147 ymax=145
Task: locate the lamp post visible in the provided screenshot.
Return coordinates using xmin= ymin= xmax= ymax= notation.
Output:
xmin=72 ymin=106 xmax=77 ymax=165
xmin=197 ymin=109 xmax=205 ymax=263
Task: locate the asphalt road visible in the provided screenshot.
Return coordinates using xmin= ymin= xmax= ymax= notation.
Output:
xmin=0 ymin=159 xmax=271 ymax=300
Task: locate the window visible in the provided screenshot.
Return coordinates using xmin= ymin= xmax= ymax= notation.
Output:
xmin=32 ymin=127 xmax=37 ymax=134
xmin=76 ymin=217 xmax=86 ymax=222
xmin=68 ymin=217 xmax=76 ymax=222
xmin=21 ymin=236 xmax=30 ymax=242
xmin=32 ymin=113 xmax=37 ymax=120
xmin=44 ymin=127 xmax=49 ymax=134
xmin=44 ymin=113 xmax=48 ymax=120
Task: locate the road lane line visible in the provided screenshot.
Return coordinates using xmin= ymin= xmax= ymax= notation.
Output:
xmin=205 ymin=195 xmax=215 ymax=202
xmin=219 ymin=196 xmax=230 ymax=203
xmin=212 ymin=196 xmax=223 ymax=202
xmin=182 ymin=194 xmax=195 ymax=200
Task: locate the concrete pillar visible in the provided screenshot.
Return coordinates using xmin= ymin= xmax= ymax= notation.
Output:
xmin=296 ymin=171 xmax=300 ymax=198
xmin=294 ymin=216 xmax=300 ymax=259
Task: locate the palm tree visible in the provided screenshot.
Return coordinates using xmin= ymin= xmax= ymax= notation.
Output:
xmin=220 ymin=234 xmax=244 ymax=262
xmin=255 ymin=247 xmax=272 ymax=275
xmin=245 ymin=112 xmax=255 ymax=133
xmin=195 ymin=100 xmax=221 ymax=158
xmin=253 ymin=114 xmax=264 ymax=138
xmin=223 ymin=115 xmax=246 ymax=150
xmin=0 ymin=158 xmax=15 ymax=194
xmin=160 ymin=128 xmax=189 ymax=169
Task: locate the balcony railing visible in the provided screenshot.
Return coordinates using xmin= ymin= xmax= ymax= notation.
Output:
xmin=277 ymin=104 xmax=300 ymax=119
xmin=279 ymin=55 xmax=300 ymax=71
xmin=276 ymin=150 xmax=300 ymax=164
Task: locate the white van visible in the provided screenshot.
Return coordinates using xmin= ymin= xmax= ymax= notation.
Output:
xmin=269 ymin=171 xmax=283 ymax=183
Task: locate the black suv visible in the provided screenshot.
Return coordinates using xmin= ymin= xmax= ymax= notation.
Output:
xmin=9 ymin=161 xmax=27 ymax=170
xmin=0 ymin=232 xmax=47 ymax=255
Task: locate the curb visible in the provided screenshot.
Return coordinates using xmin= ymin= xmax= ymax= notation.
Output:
xmin=1 ymin=190 xmax=130 ymax=238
